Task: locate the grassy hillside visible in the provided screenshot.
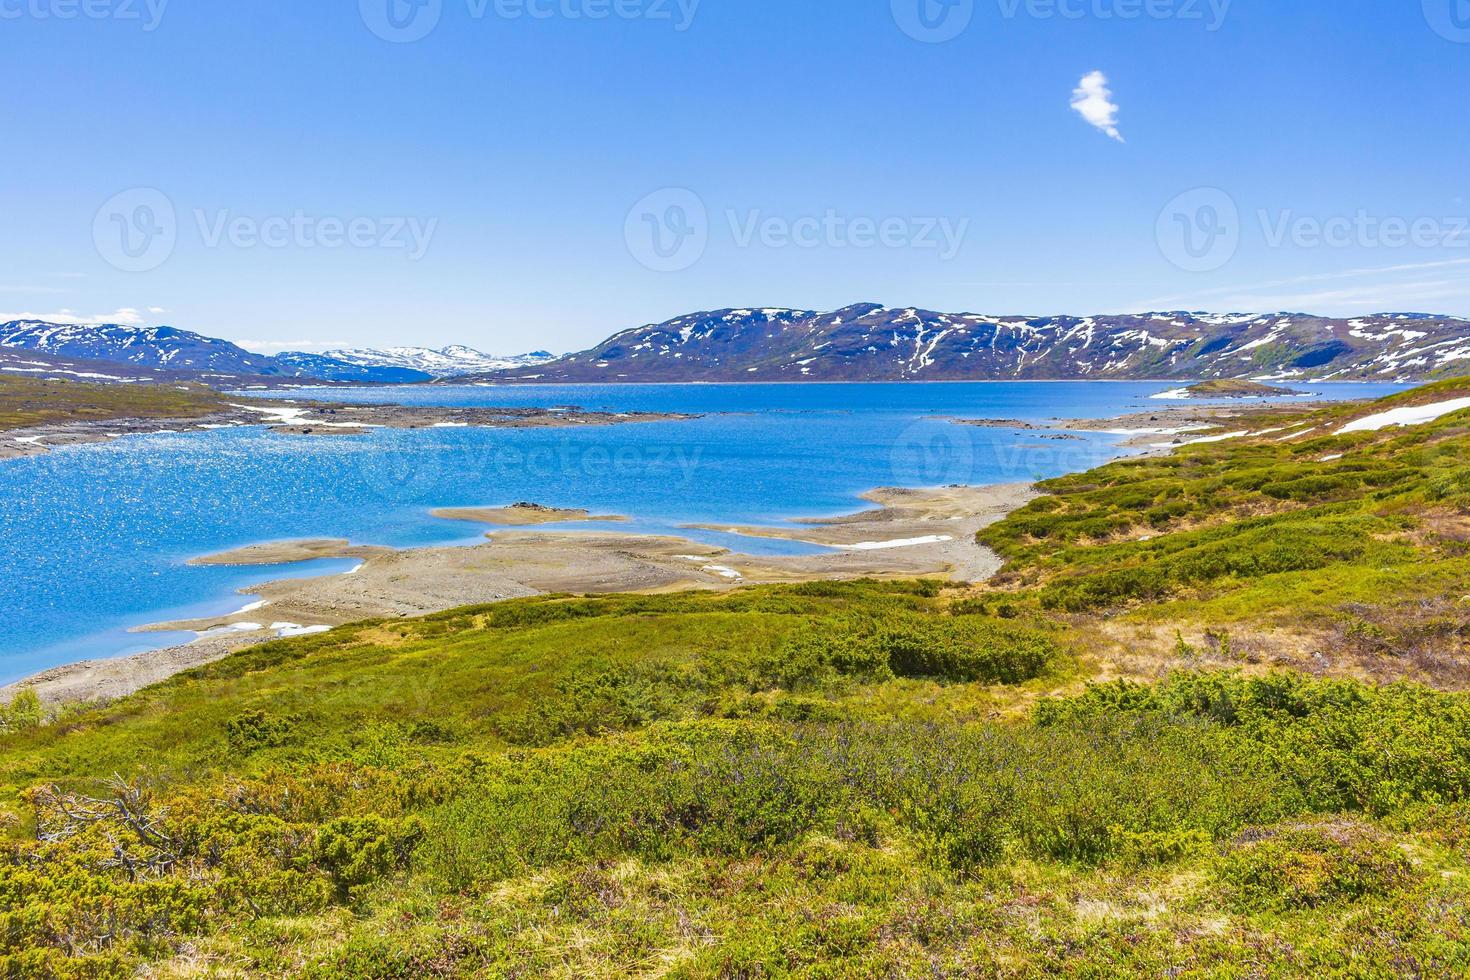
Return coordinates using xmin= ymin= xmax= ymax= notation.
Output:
xmin=0 ymin=376 xmax=227 ymax=432
xmin=981 ymin=377 xmax=1470 ymax=685
xmin=3 ymin=382 xmax=1470 ymax=977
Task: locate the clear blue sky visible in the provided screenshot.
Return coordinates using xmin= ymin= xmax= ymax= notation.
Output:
xmin=2 ymin=0 xmax=1467 ymax=354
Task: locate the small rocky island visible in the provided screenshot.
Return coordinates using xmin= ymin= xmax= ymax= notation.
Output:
xmin=1162 ymin=379 xmax=1307 ymax=399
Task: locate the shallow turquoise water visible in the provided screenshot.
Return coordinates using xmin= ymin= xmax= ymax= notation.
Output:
xmin=0 ymin=382 xmax=1405 ymax=681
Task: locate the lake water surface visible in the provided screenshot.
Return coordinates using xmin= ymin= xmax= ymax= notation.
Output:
xmin=1 ymin=381 xmax=1406 ymax=682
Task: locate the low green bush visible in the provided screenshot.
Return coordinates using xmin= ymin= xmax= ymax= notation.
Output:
xmin=1216 ymin=823 xmax=1417 ymax=912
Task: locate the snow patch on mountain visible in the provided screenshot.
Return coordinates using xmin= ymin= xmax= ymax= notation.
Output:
xmin=321 ymin=346 xmax=557 ymax=378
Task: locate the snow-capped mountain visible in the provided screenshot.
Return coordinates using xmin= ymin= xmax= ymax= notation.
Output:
xmin=271 ymin=352 xmax=434 ymax=384
xmin=319 ymin=346 xmax=557 ymax=379
xmin=0 ymin=321 xmax=554 ymax=384
xmin=462 ymin=305 xmax=1470 ymax=383
xmin=7 ymin=310 xmax=1465 ymax=388
xmin=0 ymin=321 xmax=290 ymax=376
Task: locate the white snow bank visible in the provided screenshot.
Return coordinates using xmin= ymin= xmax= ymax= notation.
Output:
xmin=1337 ymin=397 xmax=1470 ymax=434
xmin=273 ymin=623 xmax=332 ymax=638
xmin=230 ymin=403 xmax=305 ymax=424
xmin=229 ymin=403 xmax=377 ymax=430
xmin=1179 ymin=431 xmax=1248 ymax=446
xmin=837 ymin=535 xmax=954 ymax=551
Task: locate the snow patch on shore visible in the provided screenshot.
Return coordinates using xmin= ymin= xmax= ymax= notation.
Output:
xmin=273 ymin=623 xmax=331 ymax=638
xmin=1178 ymin=431 xmax=1248 ymax=446
xmin=837 ymin=535 xmax=954 ymax=551
xmin=230 ymin=403 xmax=305 ymax=424
xmin=1337 ymin=397 xmax=1470 ymax=434
xmin=229 ymin=404 xmax=380 ymax=430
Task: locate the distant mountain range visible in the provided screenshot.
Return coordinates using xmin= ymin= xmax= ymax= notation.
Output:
xmin=0 ymin=321 xmax=289 ymax=377
xmin=0 ymin=321 xmax=553 ymax=385
xmin=462 ymin=305 xmax=1470 ymax=384
xmin=3 ymin=307 xmax=1467 ymax=388
xmin=314 ymin=346 xmax=557 ymax=378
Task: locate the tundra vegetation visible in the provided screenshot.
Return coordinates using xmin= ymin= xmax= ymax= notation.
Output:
xmin=0 ymin=376 xmax=227 ymax=432
xmin=3 ymin=381 xmax=1470 ymax=977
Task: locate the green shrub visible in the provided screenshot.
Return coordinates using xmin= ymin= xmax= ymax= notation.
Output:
xmin=874 ymin=617 xmax=1056 ymax=684
xmin=1216 ymin=823 xmax=1416 ymax=912
xmin=224 ymin=709 xmax=298 ymax=753
xmin=314 ymin=815 xmax=425 ymax=901
xmin=0 ymin=689 xmax=45 ymax=733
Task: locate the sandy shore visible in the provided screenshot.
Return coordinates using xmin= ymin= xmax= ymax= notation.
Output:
xmin=3 ymin=484 xmax=1033 ymax=705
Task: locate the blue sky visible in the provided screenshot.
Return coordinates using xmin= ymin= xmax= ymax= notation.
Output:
xmin=2 ymin=0 xmax=1467 ymax=354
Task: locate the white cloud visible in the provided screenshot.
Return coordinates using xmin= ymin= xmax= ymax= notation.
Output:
xmin=1071 ymin=71 xmax=1124 ymax=143
xmin=1128 ymin=258 xmax=1470 ymax=316
xmin=0 ymin=307 xmax=154 ymax=325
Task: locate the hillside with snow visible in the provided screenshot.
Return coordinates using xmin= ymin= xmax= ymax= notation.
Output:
xmin=462 ymin=305 xmax=1470 ymax=384
xmin=0 ymin=322 xmax=555 ymax=385
xmin=0 ymin=321 xmax=289 ymax=376
xmin=320 ymin=346 xmax=557 ymax=378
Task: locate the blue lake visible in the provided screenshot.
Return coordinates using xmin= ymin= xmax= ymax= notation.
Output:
xmin=0 ymin=382 xmax=1406 ymax=682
